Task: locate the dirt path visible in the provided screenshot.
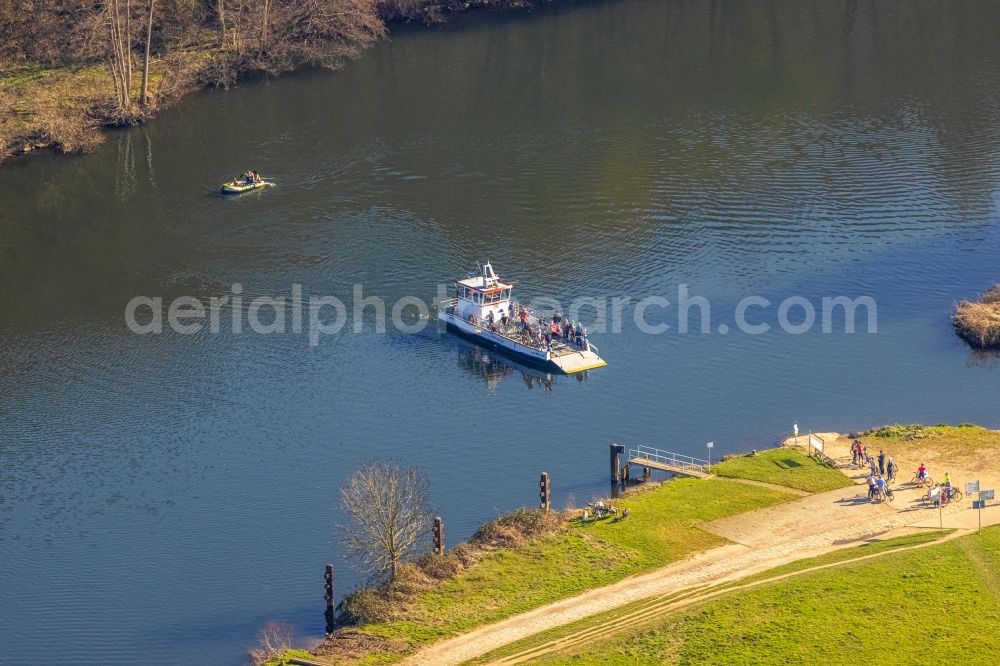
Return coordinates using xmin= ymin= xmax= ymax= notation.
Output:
xmin=400 ymin=433 xmax=997 ymax=666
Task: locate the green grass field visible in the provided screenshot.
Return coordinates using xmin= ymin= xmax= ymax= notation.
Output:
xmin=473 ymin=531 xmax=953 ymax=663
xmin=358 ymin=477 xmax=797 ymax=658
xmin=711 ymin=447 xmax=853 ymax=493
xmin=517 ymin=527 xmax=1000 ymax=664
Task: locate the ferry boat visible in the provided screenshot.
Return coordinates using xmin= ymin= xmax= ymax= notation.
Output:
xmin=438 ymin=261 xmax=607 ymax=374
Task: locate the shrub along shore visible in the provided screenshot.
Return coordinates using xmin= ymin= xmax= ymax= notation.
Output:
xmin=0 ymin=0 xmax=550 ymax=165
xmin=285 ymin=447 xmax=845 ymax=665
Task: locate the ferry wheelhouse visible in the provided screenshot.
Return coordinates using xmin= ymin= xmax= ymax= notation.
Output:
xmin=438 ymin=261 xmax=607 ymax=374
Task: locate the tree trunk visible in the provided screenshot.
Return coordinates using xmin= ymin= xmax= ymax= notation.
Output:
xmin=217 ymin=0 xmax=226 ymax=48
xmin=125 ymin=0 xmax=132 ymax=98
xmin=259 ymin=0 xmax=269 ymax=55
xmin=139 ymin=0 xmax=154 ymax=108
xmin=108 ymin=0 xmax=131 ymax=112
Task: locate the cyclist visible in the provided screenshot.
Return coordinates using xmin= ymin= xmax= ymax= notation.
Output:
xmin=943 ymin=472 xmax=953 ymax=500
xmin=887 ymin=457 xmax=898 ymax=482
xmin=867 ymin=473 xmax=877 ymax=500
xmin=928 ymin=484 xmax=943 ymax=505
xmin=917 ymin=463 xmax=928 ymax=482
xmin=875 ymin=475 xmax=887 ymax=501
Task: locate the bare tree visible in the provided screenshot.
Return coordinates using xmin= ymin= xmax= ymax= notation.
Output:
xmin=217 ymin=0 xmax=227 ymax=48
xmin=139 ymin=0 xmax=155 ymax=108
xmin=339 ymin=461 xmax=432 ymax=581
xmin=247 ymin=620 xmax=293 ymax=666
xmin=106 ymin=0 xmax=134 ymax=116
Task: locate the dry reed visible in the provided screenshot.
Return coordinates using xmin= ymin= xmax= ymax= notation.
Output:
xmin=953 ymin=285 xmax=1000 ymax=349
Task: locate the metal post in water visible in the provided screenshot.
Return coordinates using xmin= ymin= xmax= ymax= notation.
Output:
xmin=324 ymin=563 xmax=335 ymax=634
xmin=539 ymin=472 xmax=551 ymax=511
xmin=610 ymin=443 xmax=625 ymax=484
xmin=433 ymin=516 xmax=445 ymax=554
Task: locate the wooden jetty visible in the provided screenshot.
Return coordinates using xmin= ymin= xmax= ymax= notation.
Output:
xmin=611 ymin=443 xmax=711 ymax=482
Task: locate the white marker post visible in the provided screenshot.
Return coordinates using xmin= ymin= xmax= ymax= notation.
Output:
xmin=938 ymin=490 xmax=944 ymax=532
xmin=793 ymin=422 xmax=799 ymax=447
xmin=966 ymin=481 xmax=981 ymax=533
xmin=978 ymin=489 xmax=995 ymax=534
xmin=706 ymin=441 xmax=714 ymax=473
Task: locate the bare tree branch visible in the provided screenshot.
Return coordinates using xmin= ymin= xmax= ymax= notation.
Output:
xmin=339 ymin=461 xmax=432 ymax=582
xmin=247 ymin=620 xmax=293 ymax=666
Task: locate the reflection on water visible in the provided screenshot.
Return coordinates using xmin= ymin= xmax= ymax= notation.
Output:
xmin=455 ymin=341 xmax=563 ymax=392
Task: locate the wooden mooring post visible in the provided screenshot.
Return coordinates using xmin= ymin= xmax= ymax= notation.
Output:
xmin=610 ymin=443 xmax=625 ymax=484
xmin=432 ymin=516 xmax=445 ymax=554
xmin=539 ymin=472 xmax=551 ymax=511
xmin=324 ymin=563 xmax=335 ymax=634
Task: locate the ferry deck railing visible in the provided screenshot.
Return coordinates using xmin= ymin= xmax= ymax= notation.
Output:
xmin=439 ymin=298 xmax=598 ymax=356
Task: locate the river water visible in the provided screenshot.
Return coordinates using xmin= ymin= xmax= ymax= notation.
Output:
xmin=2 ymin=0 xmax=999 ymax=663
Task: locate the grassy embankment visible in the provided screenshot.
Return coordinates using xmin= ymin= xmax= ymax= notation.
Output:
xmin=0 ymin=51 xmax=208 ymax=160
xmin=485 ymin=526 xmax=1000 ymax=664
xmin=301 ymin=448 xmax=848 ymax=664
xmin=863 ymin=423 xmax=1000 ymax=460
xmin=711 ymin=447 xmax=854 ymax=493
xmin=472 ymin=530 xmax=953 ymax=663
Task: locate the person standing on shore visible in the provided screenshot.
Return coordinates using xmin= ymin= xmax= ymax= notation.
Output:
xmin=875 ymin=474 xmax=886 ymax=500
xmin=877 ymin=450 xmax=886 ymax=476
xmin=868 ymin=454 xmax=876 ymax=476
xmin=852 ymin=441 xmax=860 ymax=465
xmin=887 ymin=457 xmax=897 ymax=483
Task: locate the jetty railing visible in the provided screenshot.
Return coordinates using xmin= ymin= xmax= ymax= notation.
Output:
xmin=628 ymin=445 xmax=710 ymax=472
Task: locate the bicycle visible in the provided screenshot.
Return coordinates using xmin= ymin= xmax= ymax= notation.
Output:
xmin=871 ymin=485 xmax=894 ymax=503
xmin=911 ymin=474 xmax=934 ymax=488
xmin=921 ymin=485 xmax=961 ymax=506
xmin=921 ymin=486 xmax=943 ymax=506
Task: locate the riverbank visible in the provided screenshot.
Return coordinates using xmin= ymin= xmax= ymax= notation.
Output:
xmin=269 ymin=447 xmax=844 ymax=664
xmin=0 ymin=0 xmax=554 ymax=165
xmin=278 ymin=424 xmax=998 ymax=665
